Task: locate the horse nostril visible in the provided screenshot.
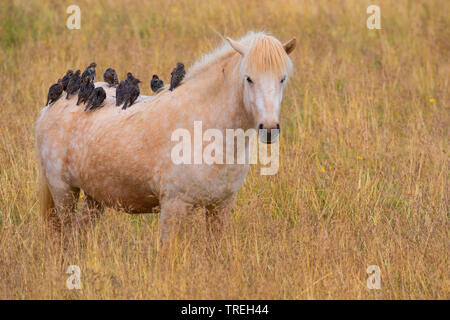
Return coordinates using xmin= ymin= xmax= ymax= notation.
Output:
xmin=276 ymin=123 xmax=280 ymax=130
xmin=258 ymin=124 xmax=264 ymax=130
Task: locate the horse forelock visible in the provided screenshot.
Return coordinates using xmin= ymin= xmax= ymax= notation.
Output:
xmin=243 ymin=34 xmax=293 ymax=77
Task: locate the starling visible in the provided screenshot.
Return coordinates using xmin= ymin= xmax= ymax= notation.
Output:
xmin=77 ymin=76 xmax=95 ymax=106
xmin=116 ymin=73 xmax=136 ymax=107
xmin=46 ymin=79 xmax=63 ymax=106
xmin=103 ymin=68 xmax=119 ymax=87
xmin=81 ymin=62 xmax=97 ymax=81
xmin=84 ymin=87 xmax=106 ymax=112
xmin=66 ymin=70 xmax=81 ymax=99
xmin=150 ymin=74 xmax=164 ymax=93
xmin=122 ymin=77 xmax=141 ymax=110
xmin=169 ymin=62 xmax=185 ymax=91
xmin=61 ymin=70 xmax=74 ymax=91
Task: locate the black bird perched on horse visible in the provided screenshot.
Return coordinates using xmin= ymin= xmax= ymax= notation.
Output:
xmin=169 ymin=62 xmax=185 ymax=91
xmin=150 ymin=74 xmax=164 ymax=93
xmin=116 ymin=72 xmax=137 ymax=107
xmin=61 ymin=70 xmax=73 ymax=91
xmin=46 ymin=79 xmax=63 ymax=106
xmin=66 ymin=70 xmax=81 ymax=99
xmin=122 ymin=76 xmax=141 ymax=110
xmin=84 ymin=87 xmax=106 ymax=112
xmin=103 ymin=68 xmax=119 ymax=87
xmin=77 ymin=76 xmax=95 ymax=106
xmin=81 ymin=62 xmax=97 ymax=81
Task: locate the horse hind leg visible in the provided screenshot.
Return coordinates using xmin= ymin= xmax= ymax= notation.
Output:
xmin=39 ymin=171 xmax=77 ymax=230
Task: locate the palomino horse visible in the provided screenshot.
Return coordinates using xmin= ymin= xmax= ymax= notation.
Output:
xmin=36 ymin=31 xmax=296 ymax=245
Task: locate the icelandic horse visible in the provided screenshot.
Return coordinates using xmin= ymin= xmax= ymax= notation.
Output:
xmin=35 ymin=32 xmax=296 ymax=246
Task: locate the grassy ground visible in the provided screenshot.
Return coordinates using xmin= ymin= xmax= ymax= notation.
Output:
xmin=0 ymin=0 xmax=448 ymax=299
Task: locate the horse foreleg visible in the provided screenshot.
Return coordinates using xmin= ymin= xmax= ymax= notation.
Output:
xmin=205 ymin=194 xmax=236 ymax=241
xmin=159 ymin=198 xmax=192 ymax=250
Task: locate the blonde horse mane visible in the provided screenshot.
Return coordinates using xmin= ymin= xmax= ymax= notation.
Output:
xmin=186 ymin=31 xmax=293 ymax=80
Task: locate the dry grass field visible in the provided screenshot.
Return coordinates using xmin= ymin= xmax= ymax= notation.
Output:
xmin=0 ymin=0 xmax=448 ymax=299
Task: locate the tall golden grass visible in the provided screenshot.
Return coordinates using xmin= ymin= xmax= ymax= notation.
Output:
xmin=0 ymin=0 xmax=448 ymax=299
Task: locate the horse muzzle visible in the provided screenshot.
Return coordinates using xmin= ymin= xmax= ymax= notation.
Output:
xmin=258 ymin=123 xmax=280 ymax=144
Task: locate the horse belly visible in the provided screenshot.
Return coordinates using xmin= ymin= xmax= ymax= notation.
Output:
xmin=164 ymin=163 xmax=249 ymax=204
xmin=75 ymin=167 xmax=160 ymax=213
xmin=69 ymin=140 xmax=163 ymax=213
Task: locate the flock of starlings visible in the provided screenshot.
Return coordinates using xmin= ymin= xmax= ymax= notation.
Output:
xmin=45 ymin=62 xmax=186 ymax=111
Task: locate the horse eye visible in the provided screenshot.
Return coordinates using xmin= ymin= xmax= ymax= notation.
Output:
xmin=281 ymin=76 xmax=286 ymax=83
xmin=246 ymin=76 xmax=253 ymax=84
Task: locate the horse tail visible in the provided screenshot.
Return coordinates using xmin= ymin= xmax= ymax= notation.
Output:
xmin=39 ymin=170 xmax=55 ymax=225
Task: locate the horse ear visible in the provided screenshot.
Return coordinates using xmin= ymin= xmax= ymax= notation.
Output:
xmin=226 ymin=37 xmax=246 ymax=55
xmin=283 ymin=37 xmax=297 ymax=54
